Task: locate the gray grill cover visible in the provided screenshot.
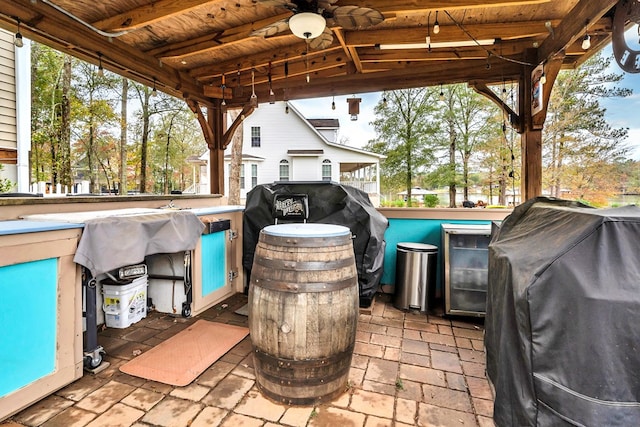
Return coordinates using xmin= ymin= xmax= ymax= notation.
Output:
xmin=243 ymin=182 xmax=388 ymax=307
xmin=486 ymin=197 xmax=640 ymax=426
xmin=74 ymin=210 xmax=204 ymax=276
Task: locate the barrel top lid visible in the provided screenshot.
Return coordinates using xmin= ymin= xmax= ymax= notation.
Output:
xmin=262 ymin=223 xmax=350 ymax=238
xmin=397 ymin=242 xmax=438 ymax=252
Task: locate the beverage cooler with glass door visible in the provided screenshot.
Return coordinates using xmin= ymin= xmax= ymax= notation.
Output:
xmin=441 ymin=223 xmax=491 ymax=317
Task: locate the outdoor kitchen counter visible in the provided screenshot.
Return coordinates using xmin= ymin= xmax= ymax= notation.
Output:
xmin=0 ymin=205 xmax=245 ymax=422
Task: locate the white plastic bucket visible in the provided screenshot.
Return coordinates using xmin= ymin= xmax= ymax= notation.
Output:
xmin=102 ymin=276 xmax=148 ymax=328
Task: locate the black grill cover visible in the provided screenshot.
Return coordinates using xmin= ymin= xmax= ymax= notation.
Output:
xmin=243 ymin=182 xmax=388 ymax=307
xmin=486 ymin=197 xmax=640 ymax=426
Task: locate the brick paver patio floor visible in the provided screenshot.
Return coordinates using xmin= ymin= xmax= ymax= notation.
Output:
xmin=2 ymin=293 xmax=494 ymax=427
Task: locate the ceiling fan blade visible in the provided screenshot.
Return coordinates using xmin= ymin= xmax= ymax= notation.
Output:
xmin=308 ymin=27 xmax=334 ymax=50
xmin=250 ymin=18 xmax=291 ymax=37
xmin=255 ymin=0 xmax=297 ymax=8
xmin=331 ymin=6 xmax=384 ymax=30
xmin=318 ymin=0 xmax=340 ymax=7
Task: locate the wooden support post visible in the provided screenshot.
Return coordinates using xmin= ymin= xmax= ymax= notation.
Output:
xmin=519 ymin=49 xmax=543 ymax=201
xmin=208 ymin=102 xmax=225 ymax=195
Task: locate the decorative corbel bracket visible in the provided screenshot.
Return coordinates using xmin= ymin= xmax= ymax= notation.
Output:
xmin=471 ymin=82 xmax=523 ymax=133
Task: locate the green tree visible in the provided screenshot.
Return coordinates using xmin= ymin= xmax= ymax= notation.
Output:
xmin=439 ymin=85 xmax=499 ymax=204
xmin=147 ymin=103 xmax=205 ymax=194
xmin=71 ymin=61 xmax=120 ymax=193
xmin=543 ymin=53 xmax=630 ymax=202
xmin=365 ymin=88 xmax=440 ymax=206
xmin=476 ymin=108 xmax=520 ymax=206
xmin=30 ymin=44 xmax=67 ymax=186
xmin=0 ymin=165 xmax=14 ymax=192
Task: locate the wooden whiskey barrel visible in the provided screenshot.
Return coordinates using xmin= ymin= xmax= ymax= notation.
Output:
xmin=248 ymin=223 xmax=359 ymax=405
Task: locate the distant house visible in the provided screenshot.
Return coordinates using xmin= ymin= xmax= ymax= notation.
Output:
xmin=192 ymin=101 xmax=384 ymax=205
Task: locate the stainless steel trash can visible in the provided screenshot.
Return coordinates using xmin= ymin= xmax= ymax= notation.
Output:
xmin=393 ymin=242 xmax=438 ymax=311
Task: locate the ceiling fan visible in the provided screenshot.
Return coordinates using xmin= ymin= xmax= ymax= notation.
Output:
xmin=612 ymin=0 xmax=640 ymax=73
xmin=251 ymin=0 xmax=384 ymax=50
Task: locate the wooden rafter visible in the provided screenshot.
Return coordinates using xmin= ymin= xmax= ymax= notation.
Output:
xmin=92 ymin=0 xmax=221 ymax=32
xmin=355 ymin=0 xmax=551 ymax=14
xmin=537 ymin=0 xmax=619 ymax=64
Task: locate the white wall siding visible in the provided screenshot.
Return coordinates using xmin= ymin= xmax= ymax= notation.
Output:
xmin=0 ymin=30 xmax=16 ymax=152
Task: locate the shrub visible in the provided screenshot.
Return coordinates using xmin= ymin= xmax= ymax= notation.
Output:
xmin=423 ymin=194 xmax=439 ymax=208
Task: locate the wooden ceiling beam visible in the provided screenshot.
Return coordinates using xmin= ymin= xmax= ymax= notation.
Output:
xmin=0 ymin=0 xmax=210 ymax=105
xmin=537 ymin=0 xmax=618 ymax=65
xmin=357 ymin=38 xmax=544 ymax=62
xmin=92 ymin=0 xmax=222 ymax=32
xmin=223 ymin=58 xmax=522 ymax=107
xmin=345 ymin=20 xmax=556 ymax=46
xmin=191 ymin=46 xmax=345 ymax=80
xmin=352 ymin=0 xmax=551 ymax=14
xmin=148 ymin=13 xmax=292 ymax=58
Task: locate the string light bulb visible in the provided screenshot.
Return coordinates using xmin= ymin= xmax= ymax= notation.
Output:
xmin=151 ymin=78 xmax=157 ymax=97
xmin=221 ymin=73 xmax=226 ymax=106
xmin=268 ymin=62 xmax=275 ymax=104
xmin=439 ymin=84 xmax=444 ymax=101
xmin=251 ymin=70 xmax=257 ymax=99
xmin=581 ymin=33 xmax=591 ymax=50
xmin=14 ymin=19 xmax=24 ymax=48
xmin=331 ymin=96 xmax=336 ymax=110
xmin=540 ymin=71 xmax=547 ymax=85
xmin=433 ymin=11 xmax=440 ymax=34
xmin=97 ymin=53 xmax=104 ymax=77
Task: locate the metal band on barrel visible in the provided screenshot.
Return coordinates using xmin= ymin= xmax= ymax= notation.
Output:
xmin=259 ymin=233 xmax=352 ymax=248
xmin=250 ymin=276 xmax=357 ymax=293
xmin=254 ymin=255 xmax=354 ymax=271
xmin=253 ymin=346 xmax=354 ymax=386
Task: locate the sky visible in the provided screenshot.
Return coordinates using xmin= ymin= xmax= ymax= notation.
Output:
xmin=291 ymin=42 xmax=640 ymax=159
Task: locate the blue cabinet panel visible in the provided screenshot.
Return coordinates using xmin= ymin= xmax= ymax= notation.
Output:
xmin=0 ymin=258 xmax=57 ymax=397
xmin=383 ymin=219 xmax=490 ymax=296
xmin=201 ymin=232 xmax=226 ymax=297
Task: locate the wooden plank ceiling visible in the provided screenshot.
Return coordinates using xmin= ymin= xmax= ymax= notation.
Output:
xmin=0 ymin=0 xmax=619 ymax=108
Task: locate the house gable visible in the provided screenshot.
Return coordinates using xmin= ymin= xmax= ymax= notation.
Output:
xmin=218 ymin=101 xmax=381 ymax=199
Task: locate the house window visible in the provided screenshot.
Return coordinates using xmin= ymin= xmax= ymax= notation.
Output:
xmin=279 ymin=160 xmax=289 ymax=181
xmin=251 ymin=127 xmax=261 ymax=147
xmin=240 ymin=164 xmax=245 ymax=189
xmin=322 ymin=159 xmax=332 ymax=181
xmin=251 ymin=164 xmax=258 ymax=188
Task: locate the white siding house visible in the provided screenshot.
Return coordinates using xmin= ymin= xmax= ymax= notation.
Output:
xmin=194 ymin=101 xmax=384 ymax=205
xmin=0 ymin=29 xmax=30 ymax=193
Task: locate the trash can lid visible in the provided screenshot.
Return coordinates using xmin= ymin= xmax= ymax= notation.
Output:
xmin=397 ymin=242 xmax=438 ymax=252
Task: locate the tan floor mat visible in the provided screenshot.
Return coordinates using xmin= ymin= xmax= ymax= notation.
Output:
xmin=119 ymin=320 xmax=249 ymax=386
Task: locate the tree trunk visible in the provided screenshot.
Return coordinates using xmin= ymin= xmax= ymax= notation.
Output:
xmin=228 ymin=109 xmax=243 ymax=205
xmin=59 ymin=56 xmax=72 ymax=189
xmin=463 ymin=152 xmax=470 ymax=201
xmin=139 ymin=89 xmax=150 ymax=193
xmin=448 ymin=121 xmax=457 ymax=208
xmin=119 ymin=78 xmax=128 ymax=195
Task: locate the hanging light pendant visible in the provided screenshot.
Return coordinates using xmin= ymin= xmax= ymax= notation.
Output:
xmin=284 ymin=61 xmax=289 ymax=113
xmin=221 ymin=73 xmax=226 ymax=106
xmin=268 ymin=62 xmax=275 ymax=104
xmin=14 ymin=19 xmax=24 ymax=48
xmin=97 ymin=53 xmax=104 ymax=77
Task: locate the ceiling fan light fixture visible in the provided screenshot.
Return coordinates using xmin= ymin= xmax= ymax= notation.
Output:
xmin=289 ymin=12 xmax=326 ymax=40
